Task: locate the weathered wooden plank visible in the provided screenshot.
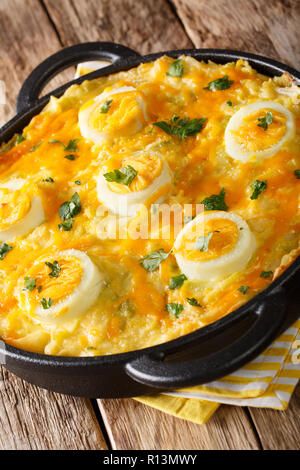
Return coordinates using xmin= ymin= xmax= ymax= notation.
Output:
xmin=171 ymin=0 xmax=300 ymax=67
xmin=248 ymin=383 xmax=300 ymax=450
xmin=0 ymin=367 xmax=107 ymax=450
xmin=43 ymin=0 xmax=193 ymax=54
xmin=98 ymin=398 xmax=260 ymax=450
xmin=0 ymin=0 xmax=73 ymax=124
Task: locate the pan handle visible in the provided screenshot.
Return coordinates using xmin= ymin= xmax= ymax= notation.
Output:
xmin=16 ymin=42 xmax=141 ymax=114
xmin=125 ymin=287 xmax=286 ymax=389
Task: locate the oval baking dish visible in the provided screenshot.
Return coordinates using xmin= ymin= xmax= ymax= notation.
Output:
xmin=0 ymin=42 xmax=299 ymax=398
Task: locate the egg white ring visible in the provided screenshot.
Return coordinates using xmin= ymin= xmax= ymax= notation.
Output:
xmin=97 ymin=160 xmax=172 ymax=217
xmin=174 ymin=211 xmax=256 ymax=281
xmin=0 ymin=196 xmax=45 ymax=242
xmin=79 ymin=86 xmax=148 ymax=144
xmin=225 ymin=100 xmax=295 ymax=162
xmin=33 ymin=249 xmax=104 ymax=323
xmin=0 ymin=178 xmax=25 ymax=190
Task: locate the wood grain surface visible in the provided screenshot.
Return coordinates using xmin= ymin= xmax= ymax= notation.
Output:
xmin=99 ymin=398 xmax=260 ymax=450
xmin=0 ymin=367 xmax=107 ymax=450
xmin=171 ymin=0 xmax=300 ymax=67
xmin=0 ymin=0 xmax=299 ymax=450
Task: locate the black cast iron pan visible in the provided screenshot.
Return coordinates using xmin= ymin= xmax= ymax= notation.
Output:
xmin=0 ymin=42 xmax=299 ymax=398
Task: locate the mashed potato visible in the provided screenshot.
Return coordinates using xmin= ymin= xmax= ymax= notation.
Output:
xmin=0 ymin=56 xmax=299 ymax=356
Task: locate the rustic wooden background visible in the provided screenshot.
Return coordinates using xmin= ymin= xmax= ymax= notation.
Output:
xmin=0 ymin=0 xmax=299 ymax=450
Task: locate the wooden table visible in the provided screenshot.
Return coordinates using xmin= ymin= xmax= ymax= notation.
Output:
xmin=0 ymin=0 xmax=299 ymax=450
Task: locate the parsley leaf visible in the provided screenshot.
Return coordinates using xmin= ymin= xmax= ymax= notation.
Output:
xmin=294 ymin=169 xmax=300 ymax=179
xmin=45 ymin=260 xmax=61 ymax=278
xmin=257 ymin=111 xmax=273 ymax=131
xmin=64 ymin=154 xmax=76 ymax=160
xmin=250 ymin=180 xmax=267 ymax=200
xmin=139 ymin=249 xmax=171 ymax=272
xmin=238 ymin=285 xmax=249 ymax=294
xmin=169 ymin=273 xmax=187 ymax=290
xmin=16 ymin=134 xmax=26 ymax=145
xmin=41 ymin=298 xmax=53 ymax=309
xmin=227 ymin=100 xmax=233 ymax=106
xmin=186 ymin=297 xmax=202 ymax=307
xmin=166 ymin=59 xmax=184 ymax=77
xmin=104 ymin=165 xmax=137 ymax=187
xmin=194 ymin=232 xmax=214 ymax=251
xmin=0 ymin=243 xmax=13 ymax=260
xmin=204 ymin=75 xmax=234 ymax=91
xmin=100 ymin=99 xmax=113 ymax=113
xmin=59 ymin=192 xmax=81 ymax=221
xmin=24 ymin=277 xmax=36 ymax=292
xmin=43 ymin=177 xmax=54 ymax=183
xmin=58 ymin=219 xmax=74 ymax=231
xmin=154 ymin=116 xmax=207 ymax=140
xmin=260 ymin=270 xmax=273 ymax=278
xmin=74 ymin=180 xmax=81 ymax=185
xmin=29 ymin=142 xmax=42 ymax=152
xmin=49 ymin=139 xmax=80 ymax=152
xmin=165 ymin=303 xmax=184 ymax=318
xmin=201 ymin=188 xmax=228 ymax=211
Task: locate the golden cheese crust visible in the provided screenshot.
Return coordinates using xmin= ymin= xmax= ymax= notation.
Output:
xmin=0 ymin=56 xmax=299 ymax=357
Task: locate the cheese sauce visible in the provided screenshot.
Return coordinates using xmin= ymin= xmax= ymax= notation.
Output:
xmin=0 ymin=56 xmax=299 ymax=356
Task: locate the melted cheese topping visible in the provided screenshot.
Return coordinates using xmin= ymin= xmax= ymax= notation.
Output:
xmin=0 ymin=56 xmax=299 ymax=356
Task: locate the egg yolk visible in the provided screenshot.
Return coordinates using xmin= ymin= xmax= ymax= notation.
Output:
xmin=23 ymin=255 xmax=83 ymax=311
xmin=83 ymin=89 xmax=147 ymax=138
xmin=107 ymin=154 xmax=163 ymax=194
xmin=176 ymin=218 xmax=239 ymax=262
xmin=232 ymin=108 xmax=286 ymax=153
xmin=0 ymin=188 xmax=31 ymax=230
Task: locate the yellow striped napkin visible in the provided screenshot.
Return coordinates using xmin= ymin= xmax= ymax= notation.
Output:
xmin=136 ymin=320 xmax=300 ymax=424
xmin=74 ymin=63 xmax=299 ymax=424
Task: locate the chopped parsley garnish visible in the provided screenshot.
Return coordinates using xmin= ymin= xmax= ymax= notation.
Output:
xmin=250 ymin=180 xmax=267 ymax=200
xmin=184 ymin=215 xmax=195 ymax=224
xmin=0 ymin=243 xmax=13 ymax=260
xmin=165 ymin=302 xmax=184 ymax=318
xmin=37 ymin=285 xmax=43 ymax=293
xmin=49 ymin=138 xmax=80 ymax=152
xmin=104 ymin=165 xmax=137 ymax=187
xmin=24 ymin=277 xmax=36 ymax=292
xmin=166 ymin=59 xmax=184 ymax=77
xmin=43 ymin=177 xmax=54 ymax=183
xmin=58 ymin=219 xmax=74 ymax=231
xmin=238 ymin=285 xmax=249 ymax=294
xmin=294 ymin=169 xmax=300 ymax=179
xmin=187 ymin=297 xmax=202 ymax=307
xmin=194 ymin=231 xmax=214 ymax=251
xmin=257 ymin=111 xmax=273 ymax=131
xmin=227 ymin=100 xmax=233 ymax=106
xmin=41 ymin=298 xmax=53 ymax=309
xmin=169 ymin=273 xmax=187 ymax=290
xmin=65 ymin=154 xmax=76 ymax=160
xmin=260 ymin=270 xmax=273 ymax=278
xmin=74 ymin=180 xmax=81 ymax=185
xmin=201 ymin=188 xmax=228 ymax=211
xmin=59 ymin=192 xmax=81 ymax=221
xmin=100 ymin=99 xmax=113 ymax=113
xmin=16 ymin=134 xmax=26 ymax=145
xmin=29 ymin=142 xmax=42 ymax=152
xmin=139 ymin=249 xmax=171 ymax=272
xmin=45 ymin=260 xmax=61 ymax=278
xmin=204 ymin=75 xmax=234 ymax=91
xmin=154 ymin=116 xmax=207 ymax=140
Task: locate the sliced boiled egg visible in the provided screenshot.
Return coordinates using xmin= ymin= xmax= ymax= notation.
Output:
xmin=0 ymin=179 xmax=44 ymax=241
xmin=17 ymin=249 xmax=103 ymax=324
xmin=174 ymin=211 xmax=256 ymax=281
xmin=225 ymin=100 xmax=295 ymax=162
xmin=78 ymin=86 xmax=148 ymax=144
xmin=97 ymin=153 xmax=172 ymax=217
